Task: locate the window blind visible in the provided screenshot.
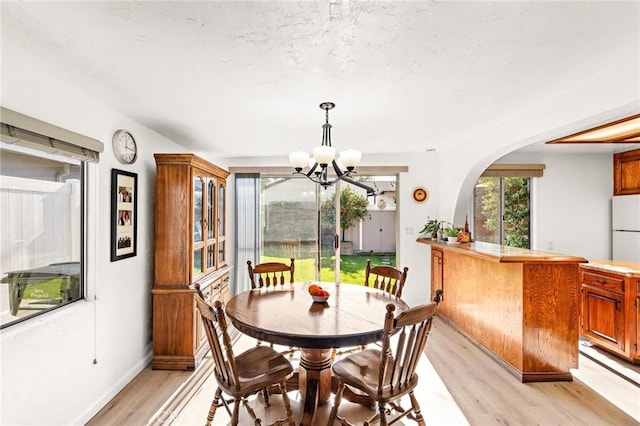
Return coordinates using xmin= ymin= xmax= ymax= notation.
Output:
xmin=481 ymin=164 xmax=545 ymax=178
xmin=0 ymin=107 xmax=103 ymax=162
xmin=235 ymin=173 xmax=261 ymax=294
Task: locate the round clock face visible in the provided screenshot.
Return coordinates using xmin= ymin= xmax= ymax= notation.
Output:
xmin=412 ymin=187 xmax=429 ymax=203
xmin=112 ymin=130 xmax=137 ymax=164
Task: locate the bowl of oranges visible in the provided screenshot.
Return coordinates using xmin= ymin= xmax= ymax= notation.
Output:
xmin=308 ymin=284 xmax=329 ymax=303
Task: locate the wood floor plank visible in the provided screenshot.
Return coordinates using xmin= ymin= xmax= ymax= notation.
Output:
xmin=425 ymin=317 xmax=639 ymax=426
xmin=87 ymin=316 xmax=639 ymax=426
xmin=87 ymin=367 xmax=192 ymax=425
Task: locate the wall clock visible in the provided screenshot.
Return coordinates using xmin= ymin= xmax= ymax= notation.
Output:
xmin=412 ymin=187 xmax=429 ymax=203
xmin=112 ymin=130 xmax=138 ymax=164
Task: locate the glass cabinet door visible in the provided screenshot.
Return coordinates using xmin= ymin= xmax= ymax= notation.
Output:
xmin=206 ymin=179 xmax=216 ymax=271
xmin=193 ymin=175 xmax=205 ymax=276
xmin=217 ymin=183 xmax=226 ymax=265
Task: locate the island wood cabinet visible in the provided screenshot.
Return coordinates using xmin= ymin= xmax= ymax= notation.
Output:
xmin=152 ymin=153 xmax=231 ymax=370
xmin=580 ymin=263 xmax=640 ymax=363
xmin=418 ymin=238 xmax=587 ymax=382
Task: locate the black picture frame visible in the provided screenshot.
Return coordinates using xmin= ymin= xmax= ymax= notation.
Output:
xmin=111 ymin=168 xmax=137 ymax=261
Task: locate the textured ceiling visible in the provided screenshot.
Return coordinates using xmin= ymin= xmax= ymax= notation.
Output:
xmin=2 ymin=1 xmax=639 ymax=158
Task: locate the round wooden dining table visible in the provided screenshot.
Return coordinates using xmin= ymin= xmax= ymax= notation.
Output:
xmin=225 ymin=281 xmax=409 ymax=426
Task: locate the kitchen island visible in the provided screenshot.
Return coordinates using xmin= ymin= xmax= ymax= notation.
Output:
xmin=417 ymin=238 xmax=588 ymax=382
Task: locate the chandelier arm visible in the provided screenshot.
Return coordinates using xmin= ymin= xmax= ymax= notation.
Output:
xmin=322 ymin=175 xmax=347 ymax=187
xmin=331 ymin=159 xmax=345 ymax=178
xmin=306 ymin=162 xmax=319 ymax=177
xmin=341 ymin=176 xmax=376 ymax=195
xmin=322 ymin=123 xmax=332 ymax=147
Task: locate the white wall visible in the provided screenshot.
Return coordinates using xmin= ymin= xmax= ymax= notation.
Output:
xmin=0 ymin=54 xmax=196 ymax=425
xmin=498 ymin=152 xmax=613 ymax=261
xmin=437 ymin=61 xmax=639 ymax=226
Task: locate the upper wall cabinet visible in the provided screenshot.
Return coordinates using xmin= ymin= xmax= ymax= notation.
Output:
xmin=614 ymin=149 xmax=640 ymax=195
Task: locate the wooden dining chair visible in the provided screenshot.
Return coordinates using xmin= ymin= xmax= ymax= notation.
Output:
xmin=327 ymin=301 xmax=439 ymax=426
xmin=194 ymin=287 xmax=295 ymax=426
xmin=364 ymin=259 xmax=408 ymax=298
xmin=247 ymin=258 xmax=298 ymax=360
xmin=247 ymin=258 xmax=295 ymax=289
xmin=332 ymin=261 xmax=409 ymax=360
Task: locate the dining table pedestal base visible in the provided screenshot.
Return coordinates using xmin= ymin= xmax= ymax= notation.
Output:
xmin=298 ymin=348 xmax=332 ymax=425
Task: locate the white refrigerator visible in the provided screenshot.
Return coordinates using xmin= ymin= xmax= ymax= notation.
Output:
xmin=612 ymin=195 xmax=640 ymax=262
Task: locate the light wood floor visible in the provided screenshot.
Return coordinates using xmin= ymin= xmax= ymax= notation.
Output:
xmin=87 ymin=317 xmax=640 ymax=425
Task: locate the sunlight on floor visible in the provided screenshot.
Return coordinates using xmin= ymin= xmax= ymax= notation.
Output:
xmin=168 ymin=335 xmax=469 ymax=425
xmin=572 ymin=356 xmax=640 ymax=421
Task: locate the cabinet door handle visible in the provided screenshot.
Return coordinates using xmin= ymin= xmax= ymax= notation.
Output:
xmin=433 ymin=289 xmax=443 ymax=303
xmin=615 ymin=301 xmax=621 ymax=311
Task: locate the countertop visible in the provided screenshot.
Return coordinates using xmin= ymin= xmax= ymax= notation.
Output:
xmin=580 ymin=260 xmax=640 ymax=277
xmin=416 ymin=238 xmax=588 ymax=264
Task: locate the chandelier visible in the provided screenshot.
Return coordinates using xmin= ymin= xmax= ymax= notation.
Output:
xmin=289 ymin=102 xmax=362 ymax=189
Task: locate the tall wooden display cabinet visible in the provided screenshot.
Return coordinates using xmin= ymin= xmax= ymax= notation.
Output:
xmin=152 ymin=153 xmax=231 ymax=370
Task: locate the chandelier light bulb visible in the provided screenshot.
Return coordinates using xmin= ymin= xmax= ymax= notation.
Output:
xmin=289 ymin=151 xmax=310 ymax=170
xmin=339 ymin=149 xmax=361 ymax=170
xmin=313 ymin=145 xmax=335 ymax=166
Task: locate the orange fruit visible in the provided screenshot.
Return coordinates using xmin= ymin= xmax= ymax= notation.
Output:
xmin=308 ymin=284 xmax=319 ymax=295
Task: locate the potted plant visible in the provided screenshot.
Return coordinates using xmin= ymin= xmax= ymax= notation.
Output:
xmin=419 ymin=218 xmax=440 ymax=239
xmin=444 ymin=226 xmax=460 ymax=243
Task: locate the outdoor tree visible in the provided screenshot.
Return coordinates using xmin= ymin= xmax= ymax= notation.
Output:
xmin=477 ymin=177 xmax=529 ymax=248
xmin=503 ymin=177 xmax=530 ymax=248
xmin=320 ymin=186 xmax=369 ymax=241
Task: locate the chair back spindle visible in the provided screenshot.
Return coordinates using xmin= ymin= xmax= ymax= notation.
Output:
xmin=329 ymin=300 xmax=439 ymax=425
xmin=194 ymin=289 xmax=239 ymax=390
xmin=194 ymin=285 xmax=295 ymax=425
xmin=247 ymin=259 xmax=295 ymax=289
xmin=379 ymin=303 xmax=437 ymax=393
xmin=364 ymin=260 xmax=408 ymax=298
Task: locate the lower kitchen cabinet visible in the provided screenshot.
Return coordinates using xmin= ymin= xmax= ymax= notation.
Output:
xmin=580 ymin=263 xmax=640 ymax=363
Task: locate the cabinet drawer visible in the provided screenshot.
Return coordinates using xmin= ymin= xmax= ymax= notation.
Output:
xmin=200 ymin=283 xmax=214 ymax=302
xmin=582 ymin=271 xmax=624 ymax=293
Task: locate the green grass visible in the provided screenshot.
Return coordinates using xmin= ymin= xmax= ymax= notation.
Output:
xmin=261 ymin=253 xmax=395 ymax=284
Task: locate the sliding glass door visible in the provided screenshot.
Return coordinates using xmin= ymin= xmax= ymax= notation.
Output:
xmin=260 ymin=177 xmax=320 ymax=281
xmin=236 ymin=174 xmax=397 ymax=290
